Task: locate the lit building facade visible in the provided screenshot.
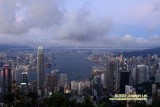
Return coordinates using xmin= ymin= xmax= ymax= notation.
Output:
xmin=20 ymin=72 xmax=28 ymax=93
xmin=2 ymin=64 xmax=12 ymax=93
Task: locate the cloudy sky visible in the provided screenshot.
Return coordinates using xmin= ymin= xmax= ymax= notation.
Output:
xmin=0 ymin=0 xmax=160 ymax=46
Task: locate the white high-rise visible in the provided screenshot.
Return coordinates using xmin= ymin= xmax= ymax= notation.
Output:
xmin=71 ymin=81 xmax=78 ymax=91
xmin=37 ymin=47 xmax=44 ymax=90
xmin=78 ymin=81 xmax=84 ymax=96
xmin=137 ymin=65 xmax=149 ymax=83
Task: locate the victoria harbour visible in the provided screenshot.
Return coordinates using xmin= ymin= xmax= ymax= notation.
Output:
xmin=15 ymin=52 xmax=100 ymax=83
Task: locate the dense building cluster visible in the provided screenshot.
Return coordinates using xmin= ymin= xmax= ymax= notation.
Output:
xmin=88 ymin=53 xmax=160 ymax=104
xmin=0 ymin=47 xmax=159 ymax=106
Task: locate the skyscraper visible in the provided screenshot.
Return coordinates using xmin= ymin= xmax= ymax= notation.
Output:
xmin=106 ymin=61 xmax=115 ymax=93
xmin=120 ymin=70 xmax=129 ymax=93
xmin=120 ymin=61 xmax=130 ymax=93
xmin=92 ymin=76 xmax=103 ymax=97
xmin=114 ymin=60 xmax=120 ymax=93
xmin=22 ymin=72 xmax=28 ymax=84
xmin=46 ymin=70 xmax=58 ymax=92
xmin=155 ymin=74 xmax=160 ymax=83
xmin=20 ymin=72 xmax=28 ymax=93
xmin=37 ymin=47 xmax=44 ymax=93
xmin=2 ymin=64 xmax=12 ymax=93
xmin=136 ymin=65 xmax=149 ymax=84
xmin=71 ymin=80 xmax=78 ymax=91
xmin=78 ymin=81 xmax=84 ymax=96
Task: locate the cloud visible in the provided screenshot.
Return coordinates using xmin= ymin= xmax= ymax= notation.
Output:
xmin=96 ymin=34 xmax=148 ymax=46
xmin=0 ymin=0 xmax=64 ymax=35
xmin=24 ymin=0 xmax=63 ymax=28
xmin=0 ymin=0 xmax=159 ymax=47
xmin=0 ymin=0 xmax=18 ymax=34
xmin=54 ymin=5 xmax=112 ymax=45
xmin=0 ymin=0 xmax=113 ymax=45
xmin=114 ymin=0 xmax=160 ymax=30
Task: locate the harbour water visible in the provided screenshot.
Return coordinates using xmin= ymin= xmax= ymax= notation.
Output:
xmin=16 ymin=53 xmax=100 ymax=83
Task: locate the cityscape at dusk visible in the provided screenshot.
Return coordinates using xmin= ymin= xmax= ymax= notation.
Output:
xmin=0 ymin=0 xmax=160 ymax=107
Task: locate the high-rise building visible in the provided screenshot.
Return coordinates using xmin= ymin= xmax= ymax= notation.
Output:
xmin=31 ymin=80 xmax=37 ymax=92
xmin=21 ymin=72 xmax=28 ymax=84
xmin=71 ymin=80 xmax=78 ymax=91
xmin=2 ymin=64 xmax=12 ymax=93
xmin=152 ymin=84 xmax=157 ymax=101
xmin=106 ymin=61 xmax=115 ymax=93
xmin=158 ymin=89 xmax=160 ymax=97
xmin=120 ymin=61 xmax=130 ymax=93
xmin=0 ymin=61 xmax=4 ymax=68
xmin=46 ymin=70 xmax=58 ymax=91
xmin=120 ymin=71 xmax=129 ymax=93
xmin=125 ymin=85 xmax=134 ymax=94
xmin=92 ymin=76 xmax=103 ymax=97
xmin=100 ymin=73 xmax=106 ymax=88
xmin=12 ymin=69 xmax=17 ymax=82
xmin=59 ymin=74 xmax=68 ymax=87
xmin=37 ymin=47 xmax=44 ymax=92
xmin=136 ymin=65 xmax=149 ymax=84
xmin=155 ymin=74 xmax=160 ymax=83
xmin=114 ymin=60 xmax=120 ymax=93
xmin=78 ymin=81 xmax=84 ymax=96
xmin=20 ymin=72 xmax=28 ymax=93
xmin=130 ymin=66 xmax=137 ymax=85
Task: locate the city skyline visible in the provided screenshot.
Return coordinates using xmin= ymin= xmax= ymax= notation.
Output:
xmin=0 ymin=46 xmax=160 ymax=106
xmin=0 ymin=0 xmax=160 ymax=46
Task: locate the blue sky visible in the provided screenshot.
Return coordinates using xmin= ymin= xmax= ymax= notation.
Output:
xmin=0 ymin=0 xmax=160 ymax=46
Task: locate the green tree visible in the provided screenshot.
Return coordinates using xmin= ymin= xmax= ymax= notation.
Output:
xmin=68 ymin=99 xmax=76 ymax=107
xmin=14 ymin=92 xmax=26 ymax=107
xmin=3 ymin=93 xmax=15 ymax=106
xmin=98 ymin=102 xmax=109 ymax=107
xmin=27 ymin=91 xmax=38 ymax=107
xmin=43 ymin=92 xmax=67 ymax=107
xmin=82 ymin=96 xmax=95 ymax=107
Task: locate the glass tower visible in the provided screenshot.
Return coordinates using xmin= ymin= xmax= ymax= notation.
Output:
xmin=37 ymin=47 xmax=44 ymax=91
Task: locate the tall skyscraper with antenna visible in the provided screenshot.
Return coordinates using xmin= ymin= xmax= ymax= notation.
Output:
xmin=37 ymin=46 xmax=44 ymax=95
